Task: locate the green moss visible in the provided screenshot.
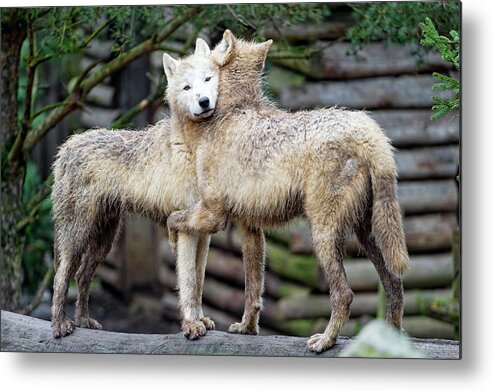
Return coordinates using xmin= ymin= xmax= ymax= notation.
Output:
xmin=277 ymin=319 xmax=315 ymax=337
xmin=266 ymin=243 xmax=318 ymax=288
xmin=277 ymin=283 xmax=310 ymax=299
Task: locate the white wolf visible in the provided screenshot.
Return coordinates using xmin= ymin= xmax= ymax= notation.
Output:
xmin=164 ymin=31 xmax=409 ymax=353
xmin=50 ymin=40 xmax=253 ymax=339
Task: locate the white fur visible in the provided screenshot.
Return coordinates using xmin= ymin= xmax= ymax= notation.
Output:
xmin=163 ymin=40 xmax=219 ymax=121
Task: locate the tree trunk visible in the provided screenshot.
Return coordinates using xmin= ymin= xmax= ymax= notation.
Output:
xmin=1 ymin=9 xmax=27 ymax=311
xmin=1 ymin=176 xmax=26 ymax=311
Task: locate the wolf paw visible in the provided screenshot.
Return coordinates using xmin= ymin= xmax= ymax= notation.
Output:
xmin=75 ymin=316 xmax=103 ymax=330
xmin=228 ymin=322 xmax=259 ymax=335
xmin=307 ymin=333 xmax=336 ymax=353
xmin=201 ymin=316 xmax=215 ymax=330
xmin=167 ymin=210 xmax=187 ymax=231
xmin=182 ymin=319 xmax=207 ymax=340
xmin=52 ymin=317 xmax=75 ymax=338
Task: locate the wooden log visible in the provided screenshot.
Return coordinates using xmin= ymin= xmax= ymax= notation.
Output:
xmin=264 ymin=21 xmax=353 ymax=42
xmin=279 ymin=75 xmax=453 ymax=110
xmin=266 ymin=245 xmax=454 ymax=293
xmin=0 ymin=311 xmax=459 ymax=358
xmin=275 ymin=289 xmax=452 ymax=320
xmin=397 ymin=180 xmax=458 ymax=215
xmin=160 ymin=240 xmax=310 ymax=299
xmin=338 ymin=254 xmax=454 ymax=292
xmin=370 ymin=110 xmax=459 ymax=147
xmin=404 ymin=214 xmax=458 ymax=253
xmin=287 ymin=315 xmax=456 ymax=340
xmin=416 ymin=295 xmax=460 ymax=327
xmin=282 ymin=213 xmax=458 ymax=255
xmin=402 ymin=316 xmax=456 ymax=340
xmin=209 ymin=224 xmax=243 ymax=253
xmin=272 ymin=43 xmax=451 ymax=80
xmin=99 ymin=213 xmax=160 ymax=297
xmin=266 ymin=243 xmax=319 ymax=288
xmin=396 ymin=146 xmax=459 ymax=180
xmin=205 ymin=248 xmax=310 ymax=298
xmin=266 ymin=66 xmax=306 ymax=97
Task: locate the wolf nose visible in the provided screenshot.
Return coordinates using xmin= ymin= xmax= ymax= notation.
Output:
xmin=199 ymin=97 xmax=210 ymax=108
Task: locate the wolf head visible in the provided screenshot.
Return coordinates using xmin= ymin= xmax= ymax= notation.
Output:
xmin=163 ymin=39 xmax=219 ymax=121
xmin=163 ymin=31 xmax=273 ymax=120
xmin=211 ymin=30 xmax=273 ymax=110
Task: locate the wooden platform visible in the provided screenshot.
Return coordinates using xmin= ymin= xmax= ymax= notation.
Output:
xmin=0 ymin=311 xmax=459 ymax=359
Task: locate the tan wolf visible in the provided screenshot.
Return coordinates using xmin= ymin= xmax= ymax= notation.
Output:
xmin=164 ymin=30 xmax=410 ymax=353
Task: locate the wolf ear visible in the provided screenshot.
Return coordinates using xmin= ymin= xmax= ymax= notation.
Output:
xmin=195 ymin=38 xmax=211 ymax=57
xmin=212 ymin=29 xmax=236 ymax=66
xmin=255 ymin=39 xmax=273 ymax=70
xmin=259 ymin=39 xmax=273 ymax=53
xmin=162 ymin=53 xmax=178 ymax=79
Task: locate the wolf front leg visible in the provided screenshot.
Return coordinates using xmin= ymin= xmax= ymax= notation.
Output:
xmin=228 ymin=225 xmax=265 ymax=335
xmin=176 ymin=232 xmax=210 ymax=339
xmin=167 ymin=200 xmax=227 ymax=254
xmin=194 ymin=233 xmax=215 ymax=331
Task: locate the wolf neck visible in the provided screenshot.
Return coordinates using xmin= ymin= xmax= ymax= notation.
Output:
xmin=216 ymin=61 xmax=265 ymax=112
xmin=170 ymin=113 xmax=205 ymax=149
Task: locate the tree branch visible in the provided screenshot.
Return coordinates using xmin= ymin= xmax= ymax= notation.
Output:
xmin=80 ymin=7 xmax=201 ymax=93
xmin=22 ymin=7 xmax=201 ymax=155
xmin=110 ymin=80 xmax=166 ymax=129
xmin=7 ymin=15 xmax=36 ymax=167
xmin=17 ymin=174 xmax=53 ymax=232
xmin=31 ymin=101 xmax=68 ymax=121
xmin=225 ymin=5 xmax=256 ymax=30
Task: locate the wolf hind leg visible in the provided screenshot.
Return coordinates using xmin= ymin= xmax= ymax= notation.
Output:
xmin=52 ymin=243 xmax=81 ymax=338
xmin=304 ymin=171 xmax=367 ymax=352
xmin=356 ymin=207 xmax=404 ymax=329
xmin=228 ymin=225 xmax=265 ymax=335
xmin=307 ymin=223 xmax=353 ymax=353
xmin=74 ymin=215 xmax=121 ymax=330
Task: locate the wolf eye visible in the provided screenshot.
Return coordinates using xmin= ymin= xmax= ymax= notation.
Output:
xmin=205 ymin=77 xmax=212 ymax=82
xmin=183 ymin=85 xmax=190 ymax=91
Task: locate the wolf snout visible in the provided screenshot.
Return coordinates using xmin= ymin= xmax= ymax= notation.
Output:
xmin=199 ymin=96 xmax=210 ymax=108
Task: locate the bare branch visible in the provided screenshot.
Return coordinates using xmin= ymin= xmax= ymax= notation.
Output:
xmin=225 ymin=5 xmax=256 ymax=29
xmin=31 ymin=101 xmax=68 ymax=121
xmin=79 ymin=18 xmax=114 ymax=51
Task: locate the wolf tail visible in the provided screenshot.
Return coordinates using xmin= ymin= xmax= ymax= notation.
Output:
xmin=368 ymin=144 xmax=410 ymax=277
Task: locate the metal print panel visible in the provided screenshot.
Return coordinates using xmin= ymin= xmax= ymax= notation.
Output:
xmin=0 ymin=1 xmax=461 ymax=359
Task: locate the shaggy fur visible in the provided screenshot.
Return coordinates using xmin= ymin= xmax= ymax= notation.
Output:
xmin=50 ymin=121 xmax=219 ymax=338
xmin=166 ymin=31 xmax=410 ymax=353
